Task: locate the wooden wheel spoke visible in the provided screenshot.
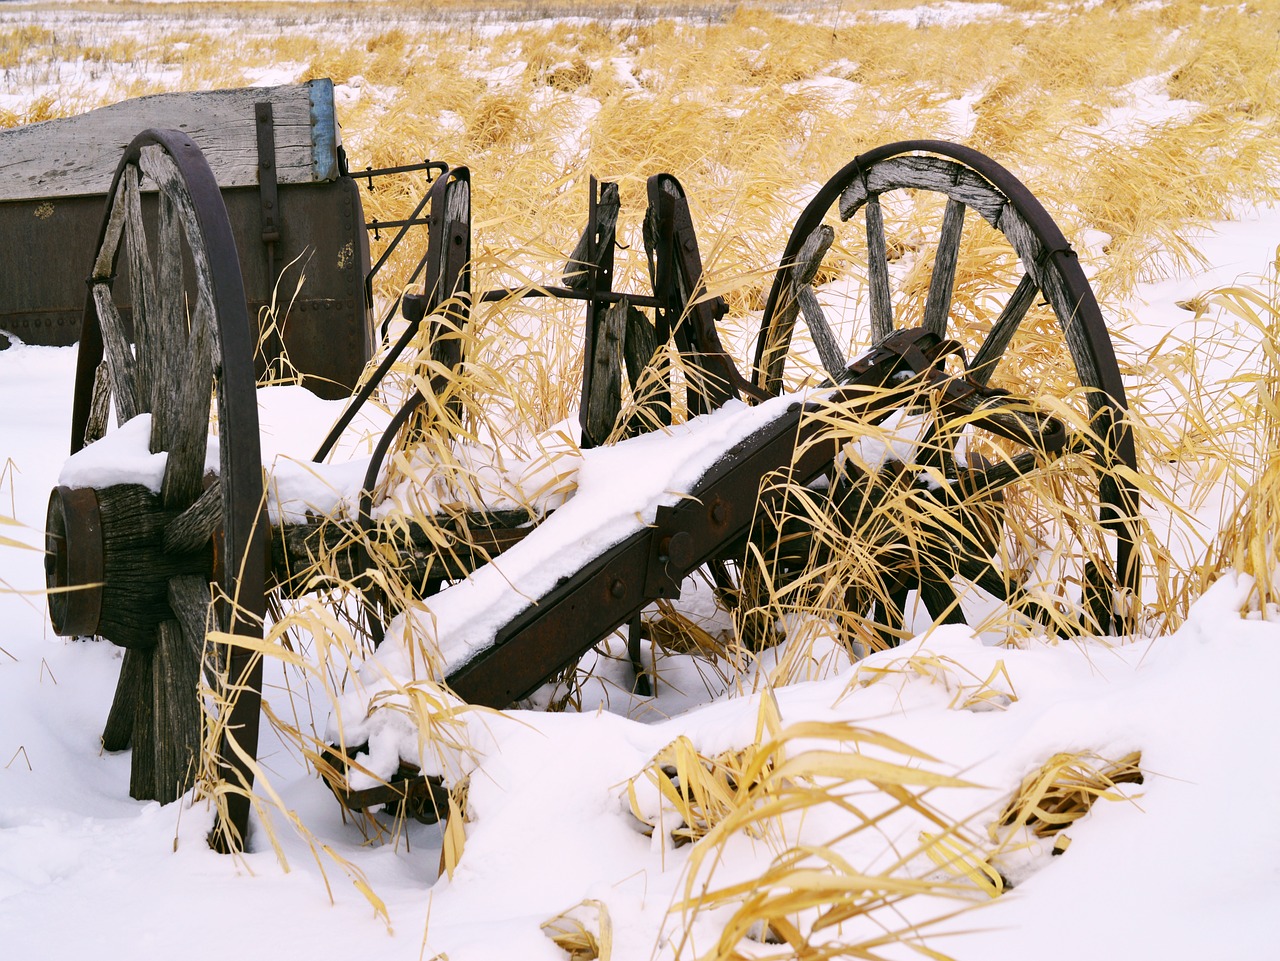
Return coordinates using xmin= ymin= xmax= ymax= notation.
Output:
xmin=102 ymin=647 xmax=149 ymax=752
xmin=165 ymin=483 xmax=222 ymax=554
xmin=91 ymin=281 xmax=139 ymax=423
xmin=92 ymin=174 xmax=130 ymax=282
xmin=122 ymin=165 xmax=158 ymax=409
xmin=968 ymin=272 xmax=1038 ymax=386
xmin=84 ymin=360 xmax=112 ymax=446
xmin=786 ymin=225 xmax=849 ymax=381
xmin=921 ymin=199 xmax=966 ymax=337
xmin=160 ymin=292 xmax=213 ymax=507
xmin=796 ymin=285 xmax=846 ymax=382
xmin=864 ymin=196 xmax=893 ymax=343
xmin=152 ymin=179 xmax=184 ymax=419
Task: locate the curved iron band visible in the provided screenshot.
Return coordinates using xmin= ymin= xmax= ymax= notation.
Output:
xmin=70 ymin=129 xmax=266 ymax=847
xmin=751 ymin=140 xmax=1139 ymax=630
xmin=313 ymin=166 xmax=472 ymax=464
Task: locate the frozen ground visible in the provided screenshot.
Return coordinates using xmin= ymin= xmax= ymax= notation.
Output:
xmin=4 ymin=3 xmax=1280 ymax=959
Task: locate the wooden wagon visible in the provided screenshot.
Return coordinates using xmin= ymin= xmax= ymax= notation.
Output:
xmin=19 ymin=82 xmax=1141 ymax=851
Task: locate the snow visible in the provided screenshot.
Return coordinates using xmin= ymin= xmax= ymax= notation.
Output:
xmin=3 ymin=6 xmax=1280 ymax=961
xmin=5 ymin=225 xmax=1280 ymax=960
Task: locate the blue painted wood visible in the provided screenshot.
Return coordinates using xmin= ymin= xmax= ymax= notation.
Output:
xmin=308 ymin=78 xmax=339 ymax=182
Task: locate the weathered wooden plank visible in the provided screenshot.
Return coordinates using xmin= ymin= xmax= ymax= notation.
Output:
xmin=583 ymin=295 xmax=628 ymax=445
xmin=840 ymin=156 xmax=1006 ymax=226
xmin=0 ymin=79 xmax=338 ymax=202
xmin=921 ymin=198 xmax=966 ymax=337
xmin=564 ymin=182 xmax=620 ymax=290
xmin=796 ymin=284 xmax=847 ymax=380
xmin=621 ymin=305 xmax=663 ymax=437
xmin=622 ymin=306 xmax=658 ymax=388
xmin=153 ymin=616 xmax=203 ymax=804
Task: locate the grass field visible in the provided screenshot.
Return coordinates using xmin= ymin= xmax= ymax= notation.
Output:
xmin=3 ymin=2 xmax=1280 ymax=956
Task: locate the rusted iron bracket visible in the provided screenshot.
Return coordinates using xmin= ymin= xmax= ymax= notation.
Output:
xmin=254 ymin=102 xmax=281 ymax=282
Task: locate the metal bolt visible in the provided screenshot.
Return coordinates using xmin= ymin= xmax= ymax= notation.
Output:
xmin=610 ymin=579 xmax=625 ymax=598
xmin=659 ymin=530 xmax=695 ymax=569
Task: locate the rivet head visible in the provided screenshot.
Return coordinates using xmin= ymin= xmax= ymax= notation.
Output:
xmin=610 ymin=579 xmax=625 ymax=598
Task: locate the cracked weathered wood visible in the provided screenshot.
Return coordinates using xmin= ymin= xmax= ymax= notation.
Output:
xmin=84 ymin=361 xmax=112 ymax=447
xmin=152 ymin=618 xmax=202 ymax=803
xmin=622 ymin=304 xmax=663 ymax=437
xmin=796 ymin=285 xmax=846 ymax=380
xmin=127 ymin=650 xmax=156 ymax=800
xmin=564 ymin=182 xmax=620 ymax=290
xmin=0 ymin=80 xmax=339 ymax=202
xmin=864 ymin=196 xmax=893 ymax=342
xmin=122 ymin=165 xmax=157 ymax=409
xmin=102 ymin=648 xmax=147 ymax=752
xmin=165 ymin=484 xmax=222 ymax=555
xmin=91 ymin=282 xmax=139 ymax=425
xmin=153 ymin=602 xmax=203 ymax=803
xmin=794 ymin=224 xmax=834 ymax=286
xmin=839 ymin=155 xmax=1006 ymax=226
xmin=922 ymin=198 xmax=966 ymax=337
xmin=969 ymin=272 xmax=1039 ymax=385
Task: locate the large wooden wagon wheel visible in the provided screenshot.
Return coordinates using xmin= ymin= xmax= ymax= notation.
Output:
xmin=747 ymin=140 xmax=1139 ymax=643
xmin=48 ymin=129 xmax=266 ymax=848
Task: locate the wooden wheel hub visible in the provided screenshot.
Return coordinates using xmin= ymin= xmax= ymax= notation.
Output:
xmin=45 ymin=483 xmax=212 ymax=648
xmin=45 ymin=485 xmax=104 ymax=637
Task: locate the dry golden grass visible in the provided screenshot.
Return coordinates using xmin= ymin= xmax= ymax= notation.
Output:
xmin=628 ymin=695 xmax=986 ymax=959
xmin=1187 ymin=258 xmax=1280 ymax=614
xmin=7 ymin=0 xmax=1280 ymax=950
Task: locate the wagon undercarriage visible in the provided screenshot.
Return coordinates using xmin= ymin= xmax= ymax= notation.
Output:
xmin=17 ymin=84 xmax=1139 ymax=851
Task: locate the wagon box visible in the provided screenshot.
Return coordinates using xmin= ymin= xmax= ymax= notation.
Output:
xmin=0 ymin=79 xmax=372 ymax=397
